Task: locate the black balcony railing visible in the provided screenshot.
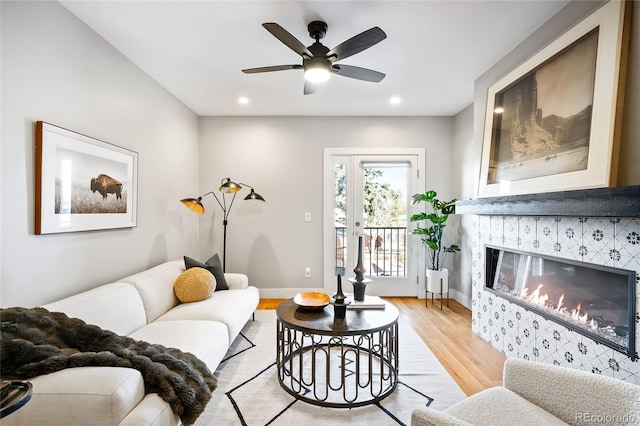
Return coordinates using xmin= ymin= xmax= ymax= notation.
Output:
xmin=335 ymin=226 xmax=407 ymax=277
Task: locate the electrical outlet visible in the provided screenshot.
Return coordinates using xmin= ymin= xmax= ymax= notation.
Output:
xmin=304 ymin=267 xmax=311 ymax=278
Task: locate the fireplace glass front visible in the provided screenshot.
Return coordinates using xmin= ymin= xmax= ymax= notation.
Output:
xmin=485 ymin=245 xmax=636 ymax=358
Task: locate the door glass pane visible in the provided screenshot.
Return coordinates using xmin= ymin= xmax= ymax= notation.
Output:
xmin=361 ymin=163 xmax=409 ymax=277
xmin=334 ymin=163 xmax=347 ymax=275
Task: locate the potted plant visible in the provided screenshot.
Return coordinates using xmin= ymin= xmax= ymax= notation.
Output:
xmin=410 ymin=190 xmax=460 ymax=300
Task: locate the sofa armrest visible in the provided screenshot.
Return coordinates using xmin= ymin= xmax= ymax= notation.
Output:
xmin=119 ymin=393 xmax=179 ymax=426
xmin=411 ymin=407 xmax=473 ymax=426
xmin=504 ymin=358 xmax=640 ymax=425
xmin=224 ymin=273 xmax=249 ymax=290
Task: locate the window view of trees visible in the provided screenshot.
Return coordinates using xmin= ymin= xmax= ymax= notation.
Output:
xmin=334 ymin=166 xmax=406 ymax=227
xmin=334 ymin=164 xmax=408 ymax=277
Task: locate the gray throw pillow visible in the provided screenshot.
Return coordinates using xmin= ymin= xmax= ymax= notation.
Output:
xmin=184 ymin=254 xmax=229 ymax=291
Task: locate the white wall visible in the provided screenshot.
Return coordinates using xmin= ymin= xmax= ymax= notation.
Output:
xmin=0 ymin=1 xmax=200 ymax=307
xmin=198 ymin=116 xmax=453 ymax=296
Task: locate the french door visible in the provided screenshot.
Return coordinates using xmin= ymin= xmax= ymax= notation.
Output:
xmin=323 ymin=148 xmax=425 ymax=297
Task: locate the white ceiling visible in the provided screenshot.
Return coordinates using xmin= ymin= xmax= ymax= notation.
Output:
xmin=60 ymin=0 xmax=570 ymax=117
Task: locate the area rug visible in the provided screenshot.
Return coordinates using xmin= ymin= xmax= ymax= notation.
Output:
xmin=195 ymin=310 xmax=466 ymax=425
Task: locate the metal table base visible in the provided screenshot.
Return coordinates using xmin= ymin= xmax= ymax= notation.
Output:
xmin=276 ymin=301 xmax=399 ymax=408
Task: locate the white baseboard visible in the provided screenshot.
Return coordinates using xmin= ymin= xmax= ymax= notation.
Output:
xmin=450 ymin=289 xmax=472 ymax=309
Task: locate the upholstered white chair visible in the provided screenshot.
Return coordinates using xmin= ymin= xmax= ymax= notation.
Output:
xmin=411 ymin=358 xmax=640 ymax=426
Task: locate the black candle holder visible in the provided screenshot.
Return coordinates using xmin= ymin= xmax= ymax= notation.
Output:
xmin=331 ymin=273 xmax=350 ymax=319
xmin=349 ymin=235 xmax=371 ymax=301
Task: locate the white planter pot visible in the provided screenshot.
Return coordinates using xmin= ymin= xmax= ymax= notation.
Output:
xmin=426 ymin=268 xmax=449 ymax=295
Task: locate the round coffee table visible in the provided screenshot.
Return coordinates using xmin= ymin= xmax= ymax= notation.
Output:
xmin=0 ymin=381 xmax=33 ymax=419
xmin=276 ymin=298 xmax=399 ymax=408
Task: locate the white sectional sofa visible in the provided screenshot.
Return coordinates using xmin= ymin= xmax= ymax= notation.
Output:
xmin=3 ymin=260 xmax=260 ymax=426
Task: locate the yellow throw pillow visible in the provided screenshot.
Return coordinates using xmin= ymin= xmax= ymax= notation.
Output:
xmin=173 ymin=267 xmax=216 ymax=303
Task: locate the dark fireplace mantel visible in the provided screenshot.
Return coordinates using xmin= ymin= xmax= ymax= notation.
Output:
xmin=456 ymin=185 xmax=640 ymax=217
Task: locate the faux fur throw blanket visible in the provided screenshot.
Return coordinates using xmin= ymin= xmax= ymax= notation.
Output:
xmin=0 ymin=307 xmax=216 ymax=425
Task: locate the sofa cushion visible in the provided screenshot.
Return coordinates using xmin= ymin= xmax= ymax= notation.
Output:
xmin=119 ymin=261 xmax=184 ymax=323
xmin=444 ymin=387 xmax=569 ymax=426
xmin=42 ymin=283 xmax=146 ymax=336
xmin=1 ymin=367 xmax=145 ymax=426
xmin=184 ymin=254 xmax=228 ymax=291
xmin=156 ymin=286 xmax=260 ymax=342
xmin=173 ymin=268 xmax=215 ymax=303
xmin=128 ymin=320 xmax=229 ymax=372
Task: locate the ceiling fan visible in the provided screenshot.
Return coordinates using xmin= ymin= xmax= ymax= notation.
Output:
xmin=242 ymin=21 xmax=387 ymax=95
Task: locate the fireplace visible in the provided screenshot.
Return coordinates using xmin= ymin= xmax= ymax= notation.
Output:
xmin=485 ymin=245 xmax=636 ymax=358
xmin=456 ymin=185 xmax=640 ymax=384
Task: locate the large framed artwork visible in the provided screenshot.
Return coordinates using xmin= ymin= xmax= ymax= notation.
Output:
xmin=35 ymin=122 xmax=138 ymax=234
xmin=478 ymin=0 xmax=630 ymax=198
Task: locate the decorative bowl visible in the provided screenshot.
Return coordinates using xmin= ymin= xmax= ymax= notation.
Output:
xmin=293 ymin=291 xmax=331 ymax=311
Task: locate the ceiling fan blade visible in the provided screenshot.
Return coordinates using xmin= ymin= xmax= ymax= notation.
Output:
xmin=242 ymin=65 xmax=302 ymax=74
xmin=327 ymin=27 xmax=386 ymax=62
xmin=304 ymin=81 xmax=317 ymax=95
xmin=332 ymin=64 xmax=385 ymax=82
xmin=263 ymin=23 xmax=313 ymax=58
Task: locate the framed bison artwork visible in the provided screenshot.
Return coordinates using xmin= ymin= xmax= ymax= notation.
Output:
xmin=35 ymin=121 xmax=138 ymax=234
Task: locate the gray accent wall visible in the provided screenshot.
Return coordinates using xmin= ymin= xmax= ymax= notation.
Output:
xmin=451 ymin=104 xmax=475 ymax=307
xmin=198 ymin=116 xmax=454 ymax=296
xmin=1 ymin=1 xmax=200 ymax=307
xmin=453 ymin=0 xmax=640 ymax=309
xmin=473 ymin=0 xmax=639 ymax=190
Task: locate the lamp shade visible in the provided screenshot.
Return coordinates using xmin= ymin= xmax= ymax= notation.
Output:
xmin=244 ymin=188 xmax=266 ymax=202
xmin=219 ymin=178 xmax=242 ymax=193
xmin=181 ymin=197 xmax=205 ymax=214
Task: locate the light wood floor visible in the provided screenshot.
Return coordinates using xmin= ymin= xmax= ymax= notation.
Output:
xmin=258 ymin=297 xmax=506 ymax=396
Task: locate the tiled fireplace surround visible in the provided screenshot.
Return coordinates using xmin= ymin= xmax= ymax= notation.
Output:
xmin=457 ymin=186 xmax=640 ymax=384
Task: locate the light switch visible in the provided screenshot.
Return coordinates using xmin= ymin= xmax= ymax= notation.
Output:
xmin=304 ymin=212 xmax=311 ymax=222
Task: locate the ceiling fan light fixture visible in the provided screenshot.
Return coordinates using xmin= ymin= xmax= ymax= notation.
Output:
xmin=244 ymin=21 xmax=386 ymax=94
xmin=304 ymin=59 xmax=331 ymax=83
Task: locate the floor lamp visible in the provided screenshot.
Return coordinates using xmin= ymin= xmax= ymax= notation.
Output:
xmin=180 ymin=178 xmax=266 ymax=272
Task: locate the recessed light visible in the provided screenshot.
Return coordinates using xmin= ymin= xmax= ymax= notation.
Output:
xmin=390 ymin=96 xmax=401 ymax=105
xmin=238 ymin=97 xmax=249 ymax=105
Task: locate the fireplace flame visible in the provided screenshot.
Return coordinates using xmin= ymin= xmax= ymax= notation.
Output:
xmin=570 ymin=303 xmax=589 ymax=323
xmin=556 ymin=294 xmax=564 ymax=312
xmin=520 ymin=284 xmax=548 ymax=307
xmin=521 ymin=285 xmax=590 ymax=325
